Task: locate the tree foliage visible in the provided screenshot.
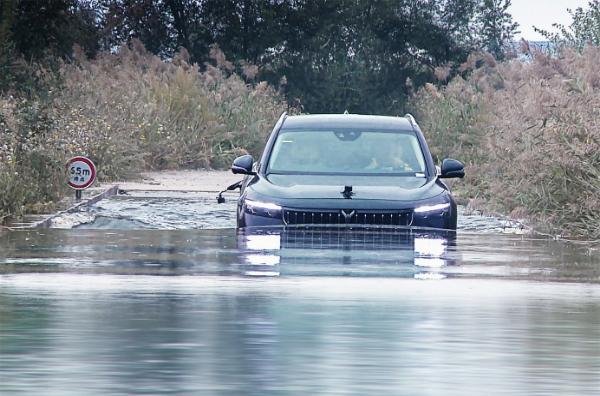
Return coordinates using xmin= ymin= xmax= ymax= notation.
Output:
xmin=535 ymin=0 xmax=600 ymax=51
xmin=476 ymin=0 xmax=518 ymax=59
xmin=1 ymin=0 xmax=518 ymax=112
xmin=3 ymin=0 xmax=100 ymax=60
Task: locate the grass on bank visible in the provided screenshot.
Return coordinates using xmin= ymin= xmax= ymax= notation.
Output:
xmin=0 ymin=41 xmax=289 ymax=221
xmin=410 ymin=47 xmax=600 ymax=239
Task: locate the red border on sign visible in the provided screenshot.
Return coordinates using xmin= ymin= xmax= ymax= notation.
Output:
xmin=67 ymin=156 xmax=97 ymax=190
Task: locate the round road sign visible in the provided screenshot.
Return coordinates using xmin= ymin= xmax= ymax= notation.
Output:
xmin=67 ymin=156 xmax=97 ymax=190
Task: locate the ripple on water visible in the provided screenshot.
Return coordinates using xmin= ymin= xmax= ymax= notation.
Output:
xmin=49 ymin=192 xmax=527 ymax=234
xmin=52 ymin=193 xmax=238 ymax=230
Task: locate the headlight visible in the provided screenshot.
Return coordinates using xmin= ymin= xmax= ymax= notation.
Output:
xmin=244 ymin=199 xmax=283 ymax=218
xmin=414 ymin=202 xmax=450 ymax=214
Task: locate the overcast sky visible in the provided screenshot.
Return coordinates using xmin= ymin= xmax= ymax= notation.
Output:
xmin=510 ymin=0 xmax=590 ymax=41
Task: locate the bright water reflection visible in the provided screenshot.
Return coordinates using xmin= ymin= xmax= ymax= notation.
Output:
xmin=236 ymin=228 xmax=457 ymax=279
xmin=1 ymin=228 xmax=599 ymax=395
xmin=1 ymin=227 xmax=597 ymax=281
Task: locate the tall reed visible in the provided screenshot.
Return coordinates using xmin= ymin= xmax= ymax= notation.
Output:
xmin=411 ymin=48 xmax=600 ymax=238
xmin=0 ymin=41 xmax=289 ymax=220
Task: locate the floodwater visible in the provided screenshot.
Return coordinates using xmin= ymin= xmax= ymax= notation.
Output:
xmin=1 ymin=194 xmax=599 ymax=395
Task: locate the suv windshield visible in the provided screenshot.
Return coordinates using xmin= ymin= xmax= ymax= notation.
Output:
xmin=267 ymin=129 xmax=427 ymax=175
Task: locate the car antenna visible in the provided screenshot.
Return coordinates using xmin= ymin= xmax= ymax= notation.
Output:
xmin=341 ymin=185 xmax=354 ymax=199
xmin=343 ymin=110 xmax=349 ymax=114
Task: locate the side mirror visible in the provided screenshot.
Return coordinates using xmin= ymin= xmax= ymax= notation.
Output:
xmin=231 ymin=155 xmax=256 ymax=175
xmin=216 ymin=180 xmax=243 ymax=203
xmin=439 ymin=158 xmax=465 ymax=179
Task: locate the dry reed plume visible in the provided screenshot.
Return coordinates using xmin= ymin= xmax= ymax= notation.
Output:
xmin=411 ymin=47 xmax=600 ymax=239
xmin=0 ymin=41 xmax=289 ymax=220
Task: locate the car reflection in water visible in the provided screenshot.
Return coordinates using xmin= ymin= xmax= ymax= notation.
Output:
xmin=237 ymin=227 xmax=458 ymax=279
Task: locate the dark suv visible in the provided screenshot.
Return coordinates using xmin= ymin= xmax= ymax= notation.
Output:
xmin=228 ymin=113 xmax=464 ymax=229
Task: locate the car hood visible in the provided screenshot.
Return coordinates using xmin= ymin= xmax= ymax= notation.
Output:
xmin=247 ymin=174 xmax=446 ymax=203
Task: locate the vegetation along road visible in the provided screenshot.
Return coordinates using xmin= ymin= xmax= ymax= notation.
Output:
xmin=0 ymin=1 xmax=598 ymax=240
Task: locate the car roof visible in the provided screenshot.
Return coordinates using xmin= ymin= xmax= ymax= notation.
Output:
xmin=281 ymin=114 xmax=414 ymax=131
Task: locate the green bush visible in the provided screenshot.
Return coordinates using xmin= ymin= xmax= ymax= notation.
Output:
xmin=0 ymin=94 xmax=67 ymax=220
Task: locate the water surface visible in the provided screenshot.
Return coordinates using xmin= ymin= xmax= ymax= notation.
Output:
xmin=1 ymin=194 xmax=599 ymax=395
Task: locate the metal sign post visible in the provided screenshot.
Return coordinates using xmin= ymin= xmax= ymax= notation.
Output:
xmin=67 ymin=156 xmax=97 ymax=200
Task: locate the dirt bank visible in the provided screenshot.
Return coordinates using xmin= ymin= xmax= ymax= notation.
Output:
xmin=117 ymin=170 xmax=241 ymax=193
xmin=5 ymin=170 xmax=242 ymax=229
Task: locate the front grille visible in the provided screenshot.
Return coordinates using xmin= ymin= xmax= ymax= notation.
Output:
xmin=282 ymin=209 xmax=413 ymax=226
xmin=280 ymin=228 xmax=413 ymax=250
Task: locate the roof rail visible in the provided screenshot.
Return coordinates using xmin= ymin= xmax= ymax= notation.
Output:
xmin=273 ymin=111 xmax=288 ymax=132
xmin=404 ymin=113 xmax=417 ymax=126
xmin=277 ymin=111 xmax=288 ymax=124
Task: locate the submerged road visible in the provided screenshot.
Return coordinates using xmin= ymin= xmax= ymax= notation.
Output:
xmin=1 ymin=186 xmax=599 ymax=395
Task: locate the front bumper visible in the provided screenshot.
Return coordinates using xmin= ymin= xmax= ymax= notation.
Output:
xmin=240 ymin=202 xmax=457 ymax=230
